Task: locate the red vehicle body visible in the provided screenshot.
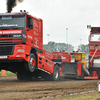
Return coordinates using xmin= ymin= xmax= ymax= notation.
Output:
xmin=52 ymin=50 xmax=98 ymax=79
xmin=88 ymin=27 xmax=100 ymax=79
xmin=52 ymin=52 xmax=72 ymax=62
xmin=0 ymin=11 xmax=60 ymax=81
xmin=52 ymin=52 xmax=84 ymax=79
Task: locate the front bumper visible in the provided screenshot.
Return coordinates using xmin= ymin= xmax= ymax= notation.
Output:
xmin=0 ymin=44 xmax=30 ymax=62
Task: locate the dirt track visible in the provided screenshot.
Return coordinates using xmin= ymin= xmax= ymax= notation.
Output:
xmin=0 ymin=75 xmax=99 ymax=100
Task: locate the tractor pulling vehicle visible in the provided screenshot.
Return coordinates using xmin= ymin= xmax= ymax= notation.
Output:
xmin=0 ymin=11 xmax=60 ymax=81
xmin=52 ymin=25 xmax=100 ymax=79
xmin=52 ymin=51 xmax=86 ymax=79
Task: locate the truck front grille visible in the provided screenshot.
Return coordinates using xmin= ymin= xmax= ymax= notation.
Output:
xmin=0 ymin=34 xmax=22 ymax=44
xmin=0 ymin=45 xmax=14 ymax=55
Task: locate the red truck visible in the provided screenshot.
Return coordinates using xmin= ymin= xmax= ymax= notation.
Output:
xmin=88 ymin=26 xmax=100 ymax=79
xmin=0 ymin=11 xmax=60 ymax=81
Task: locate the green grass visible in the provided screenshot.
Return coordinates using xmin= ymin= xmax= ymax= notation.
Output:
xmin=0 ymin=71 xmax=15 ymax=75
xmin=60 ymin=93 xmax=100 ymax=100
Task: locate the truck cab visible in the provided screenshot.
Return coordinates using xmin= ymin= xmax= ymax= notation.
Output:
xmin=0 ymin=11 xmax=42 ymax=61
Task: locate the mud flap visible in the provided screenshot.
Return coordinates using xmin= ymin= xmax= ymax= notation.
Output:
xmin=77 ymin=63 xmax=84 ymax=79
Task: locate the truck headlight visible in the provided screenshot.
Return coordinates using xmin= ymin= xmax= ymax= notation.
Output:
xmin=17 ymin=49 xmax=25 ymax=52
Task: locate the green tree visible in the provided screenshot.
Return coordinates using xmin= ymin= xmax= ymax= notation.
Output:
xmin=43 ymin=41 xmax=74 ymax=53
xmin=78 ymin=44 xmax=89 ymax=52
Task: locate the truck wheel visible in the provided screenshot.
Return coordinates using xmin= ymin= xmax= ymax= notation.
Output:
xmin=17 ymin=72 xmax=33 ymax=80
xmin=51 ymin=64 xmax=60 ymax=81
xmin=17 ymin=72 xmax=23 ymax=80
xmin=25 ymin=53 xmax=36 ymax=72
xmin=22 ymin=73 xmax=33 ymax=80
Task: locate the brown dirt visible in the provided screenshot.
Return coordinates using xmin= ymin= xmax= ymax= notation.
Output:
xmin=0 ymin=75 xmax=99 ymax=100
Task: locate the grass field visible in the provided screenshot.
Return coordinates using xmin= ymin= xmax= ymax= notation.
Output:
xmin=60 ymin=92 xmax=100 ymax=100
xmin=0 ymin=70 xmax=15 ymax=75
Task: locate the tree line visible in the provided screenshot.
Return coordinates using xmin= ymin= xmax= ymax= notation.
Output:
xmin=43 ymin=41 xmax=89 ymax=53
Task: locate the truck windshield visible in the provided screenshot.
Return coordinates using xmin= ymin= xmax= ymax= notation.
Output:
xmin=90 ymin=34 xmax=100 ymax=42
xmin=0 ymin=14 xmax=25 ymax=30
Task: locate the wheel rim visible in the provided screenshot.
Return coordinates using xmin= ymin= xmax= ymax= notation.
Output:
xmin=55 ymin=70 xmax=58 ymax=79
xmin=30 ymin=57 xmax=35 ymax=69
xmin=32 ymin=59 xmax=35 ymax=66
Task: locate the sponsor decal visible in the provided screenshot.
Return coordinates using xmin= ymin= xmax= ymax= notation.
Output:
xmin=38 ymin=54 xmax=45 ymax=58
xmin=10 ymin=31 xmax=21 ymax=33
xmin=34 ymin=37 xmax=38 ymax=45
xmin=75 ymin=55 xmax=81 ymax=60
xmin=0 ymin=30 xmax=22 ymax=34
xmin=45 ymin=51 xmax=53 ymax=59
xmin=47 ymin=63 xmax=52 ymax=68
xmin=34 ymin=28 xmax=38 ymax=32
xmin=13 ymin=35 xmax=21 ymax=37
xmin=2 ymin=16 xmax=12 ymax=19
xmin=45 ymin=51 xmax=51 ymax=57
xmin=28 ymin=35 xmax=32 ymax=39
xmin=34 ymin=31 xmax=38 ymax=36
xmin=34 ymin=44 xmax=39 ymax=48
xmin=61 ymin=56 xmax=66 ymax=59
xmin=0 ymin=24 xmax=18 ymax=27
xmin=0 ymin=56 xmax=8 ymax=59
xmin=34 ymin=21 xmax=38 ymax=28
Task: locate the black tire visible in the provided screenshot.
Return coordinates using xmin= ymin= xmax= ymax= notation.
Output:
xmin=17 ymin=72 xmax=23 ymax=80
xmin=41 ymin=65 xmax=60 ymax=81
xmin=25 ymin=53 xmax=36 ymax=72
xmin=50 ymin=64 xmax=60 ymax=81
xmin=33 ymin=70 xmax=41 ymax=79
xmin=22 ymin=73 xmax=33 ymax=80
xmin=17 ymin=72 xmax=33 ymax=80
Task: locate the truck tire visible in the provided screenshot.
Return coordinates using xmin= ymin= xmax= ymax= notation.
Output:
xmin=17 ymin=72 xmax=23 ymax=80
xmin=41 ymin=65 xmax=60 ymax=81
xmin=17 ymin=72 xmax=33 ymax=80
xmin=50 ymin=64 xmax=60 ymax=81
xmin=25 ymin=53 xmax=36 ymax=72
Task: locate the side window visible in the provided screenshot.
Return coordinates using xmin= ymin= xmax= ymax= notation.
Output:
xmin=27 ymin=16 xmax=33 ymax=29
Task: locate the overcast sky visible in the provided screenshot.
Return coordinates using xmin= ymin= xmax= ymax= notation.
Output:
xmin=0 ymin=0 xmax=100 ymax=50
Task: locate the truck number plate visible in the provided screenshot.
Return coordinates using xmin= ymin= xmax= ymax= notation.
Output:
xmin=0 ymin=56 xmax=8 ymax=59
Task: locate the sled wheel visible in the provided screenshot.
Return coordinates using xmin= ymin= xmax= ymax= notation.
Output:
xmin=51 ymin=64 xmax=60 ymax=81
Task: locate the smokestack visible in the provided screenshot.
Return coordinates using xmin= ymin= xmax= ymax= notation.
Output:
xmin=6 ymin=0 xmax=24 ymax=13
